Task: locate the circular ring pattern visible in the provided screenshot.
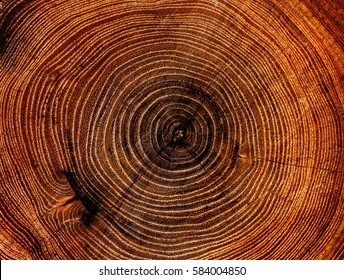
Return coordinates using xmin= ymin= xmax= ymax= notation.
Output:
xmin=0 ymin=0 xmax=343 ymax=259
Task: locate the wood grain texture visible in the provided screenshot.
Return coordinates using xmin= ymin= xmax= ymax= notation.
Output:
xmin=0 ymin=0 xmax=343 ymax=259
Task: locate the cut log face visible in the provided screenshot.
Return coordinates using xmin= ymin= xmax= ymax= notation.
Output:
xmin=0 ymin=0 xmax=343 ymax=260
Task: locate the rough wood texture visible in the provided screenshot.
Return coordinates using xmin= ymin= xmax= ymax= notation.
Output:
xmin=0 ymin=0 xmax=343 ymax=259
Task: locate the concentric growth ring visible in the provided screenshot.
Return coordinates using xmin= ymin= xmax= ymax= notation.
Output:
xmin=115 ymin=79 xmax=228 ymax=186
xmin=0 ymin=0 xmax=343 ymax=259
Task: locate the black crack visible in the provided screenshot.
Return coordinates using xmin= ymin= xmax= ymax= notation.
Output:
xmin=231 ymin=142 xmax=240 ymax=168
xmin=64 ymin=170 xmax=99 ymax=227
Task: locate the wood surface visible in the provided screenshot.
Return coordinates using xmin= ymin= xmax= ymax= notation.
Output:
xmin=0 ymin=0 xmax=343 ymax=259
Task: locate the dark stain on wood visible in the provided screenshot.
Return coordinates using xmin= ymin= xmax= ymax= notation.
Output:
xmin=64 ymin=170 xmax=99 ymax=227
